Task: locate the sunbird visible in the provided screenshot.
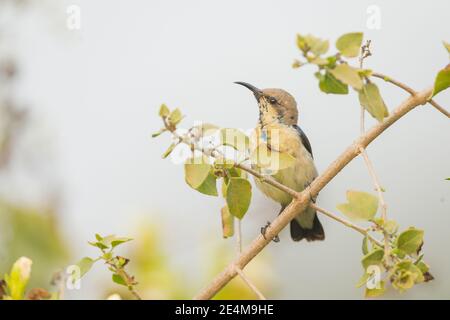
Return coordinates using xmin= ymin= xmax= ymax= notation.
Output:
xmin=235 ymin=82 xmax=325 ymax=242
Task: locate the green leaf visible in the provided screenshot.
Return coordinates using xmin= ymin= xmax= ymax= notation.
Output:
xmin=358 ymin=82 xmax=389 ymax=122
xmin=431 ymin=64 xmax=450 ymax=97
xmin=292 ymin=59 xmax=303 ymax=69
xmin=111 ymin=237 xmax=133 ymax=248
xmin=159 ymin=104 xmax=170 ymax=117
xmin=309 ymin=56 xmax=329 ymax=66
xmin=336 ymin=190 xmax=378 ymax=221
xmin=250 ymin=143 xmax=296 ymax=172
xmin=4 ymin=257 xmax=33 ymax=300
xmin=356 ymin=272 xmax=371 ymax=288
xmin=318 ymin=71 xmax=349 ymax=94
xmin=336 ymin=32 xmax=364 ymax=58
xmin=365 ymin=281 xmax=386 ymax=298
xmin=220 ymin=128 xmax=249 ymax=153
xmin=392 ymin=261 xmax=425 ymax=291
xmin=184 ymin=157 xmax=212 ymax=189
xmin=443 ymin=41 xmax=450 ymax=54
xmin=76 ymin=257 xmax=95 ymax=277
xmin=161 ymin=142 xmax=177 ymax=159
xmin=362 ymin=236 xmax=369 ymax=255
xmin=383 ymin=220 xmax=399 ymax=235
xmin=151 ymin=128 xmax=166 ymax=138
xmin=221 ymin=205 xmax=235 ymax=238
xmin=112 ymin=274 xmax=127 ymax=286
xmin=168 ymin=108 xmax=183 ymax=125
xmin=396 ymin=228 xmax=424 ymax=255
xmin=329 ymin=64 xmax=363 ymax=90
xmin=226 ymin=178 xmax=252 ymax=219
xmin=195 ymin=172 xmax=218 ymax=196
xmin=297 ymin=34 xmax=329 ymax=56
xmin=361 ymin=249 xmax=384 ymax=269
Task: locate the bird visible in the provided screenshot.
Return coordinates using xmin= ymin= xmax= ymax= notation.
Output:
xmin=235 ymin=81 xmax=325 ymax=242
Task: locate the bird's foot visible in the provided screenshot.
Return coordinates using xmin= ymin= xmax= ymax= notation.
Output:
xmin=261 ymin=221 xmax=280 ymax=243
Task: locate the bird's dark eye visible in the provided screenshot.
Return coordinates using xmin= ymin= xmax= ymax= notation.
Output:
xmin=269 ymin=97 xmax=277 ymax=104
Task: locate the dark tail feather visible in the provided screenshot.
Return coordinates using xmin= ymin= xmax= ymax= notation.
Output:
xmin=290 ymin=214 xmax=325 ymax=242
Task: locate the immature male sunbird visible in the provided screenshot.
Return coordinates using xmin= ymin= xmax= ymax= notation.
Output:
xmin=235 ymin=82 xmax=325 ymax=242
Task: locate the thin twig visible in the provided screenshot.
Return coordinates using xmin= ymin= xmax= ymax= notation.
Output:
xmin=358 ymin=45 xmax=391 ymax=263
xmin=234 ymin=266 xmax=266 ymax=300
xmin=310 ymin=203 xmax=382 ymax=247
xmin=372 ymin=72 xmax=449 ymax=118
xmin=237 ymin=219 xmax=242 ymax=254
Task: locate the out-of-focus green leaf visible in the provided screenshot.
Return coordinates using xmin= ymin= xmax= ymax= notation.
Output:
xmin=443 ymin=41 xmax=450 ymax=54
xmin=431 ymin=64 xmax=450 ymax=97
xmin=362 ymin=236 xmax=369 ymax=255
xmin=226 ymin=178 xmax=252 ymax=219
xmin=329 ymin=64 xmax=363 ymax=90
xmin=358 ymin=82 xmax=389 ymax=122
xmin=159 ymin=104 xmax=170 ymax=117
xmin=221 ymin=206 xmax=235 ymax=238
xmin=111 ymin=237 xmax=133 ymax=248
xmin=112 ymin=274 xmax=127 ymax=286
xmin=336 ymin=32 xmax=363 ymax=57
xmin=336 ymin=190 xmax=378 ymax=221
xmin=391 ymin=261 xmax=424 ymax=292
xmin=318 ymin=71 xmax=349 ymax=94
xmin=395 ymin=228 xmax=424 ymax=255
xmin=76 ymin=257 xmax=95 ymax=278
xmin=168 ymin=108 xmax=183 ymax=125
xmin=161 ymin=142 xmax=177 ymax=159
xmin=297 ymin=34 xmax=329 ymax=56
xmin=365 ymin=280 xmax=385 ymax=298
xmin=151 ymin=128 xmax=166 ymax=138
xmin=4 ymin=256 xmax=32 ymax=300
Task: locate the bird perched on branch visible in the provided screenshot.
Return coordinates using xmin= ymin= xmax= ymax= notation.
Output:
xmin=235 ymin=82 xmax=324 ymax=242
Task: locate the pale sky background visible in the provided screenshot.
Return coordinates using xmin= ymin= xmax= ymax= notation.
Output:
xmin=2 ymin=0 xmax=449 ymax=299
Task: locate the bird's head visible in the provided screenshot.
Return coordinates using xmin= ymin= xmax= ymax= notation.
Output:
xmin=234 ymin=82 xmax=298 ymax=126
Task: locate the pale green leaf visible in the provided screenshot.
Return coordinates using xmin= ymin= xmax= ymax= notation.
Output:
xmin=158 ymin=104 xmax=170 ymax=117
xmin=161 ymin=142 xmax=177 ymax=159
xmin=358 ymin=82 xmax=389 ymax=122
xmin=318 ymin=71 xmax=349 ymax=94
xmin=195 ymin=172 xmax=218 ymax=196
xmin=226 ymin=178 xmax=252 ymax=219
xmin=396 ymin=228 xmax=424 ymax=255
xmin=168 ymin=108 xmax=183 ymax=125
xmin=184 ymin=157 xmax=212 ymax=189
xmin=221 ymin=205 xmax=235 ymax=238
xmin=443 ymin=41 xmax=450 ymax=54
xmin=361 ymin=249 xmax=384 ymax=269
xmin=336 ymin=32 xmax=364 ymax=57
xmin=77 ymin=257 xmax=95 ymax=277
xmin=362 ymin=236 xmax=369 ymax=255
xmin=365 ymin=281 xmax=386 ymax=298
xmin=112 ymin=274 xmax=127 ymax=286
xmin=329 ymin=64 xmax=363 ymax=90
xmin=431 ymin=64 xmax=450 ymax=97
xmin=336 ymin=190 xmax=378 ymax=221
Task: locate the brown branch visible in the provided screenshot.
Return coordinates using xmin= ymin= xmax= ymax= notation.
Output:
xmin=193 ymin=86 xmax=432 ymax=300
xmin=372 ymin=72 xmax=449 ymax=118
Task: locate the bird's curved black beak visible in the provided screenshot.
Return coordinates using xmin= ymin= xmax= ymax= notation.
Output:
xmin=234 ymin=81 xmax=262 ymax=101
